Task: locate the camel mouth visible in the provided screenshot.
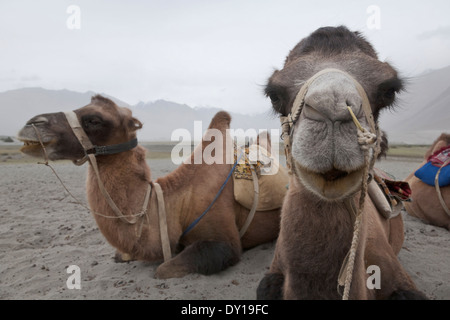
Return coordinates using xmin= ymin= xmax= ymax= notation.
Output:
xmin=295 ymin=162 xmax=364 ymax=200
xmin=321 ymin=168 xmax=349 ymax=182
xmin=18 ymin=138 xmax=50 ymax=155
xmin=21 ymin=140 xmax=43 ymax=146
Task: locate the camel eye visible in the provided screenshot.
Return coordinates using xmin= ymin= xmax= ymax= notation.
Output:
xmin=384 ymin=88 xmax=396 ymax=100
xmin=268 ymin=93 xmax=280 ymax=103
xmin=377 ymin=77 xmax=403 ymax=108
xmin=265 ymin=83 xmax=287 ymax=115
xmin=82 ymin=116 xmax=104 ymax=130
xmin=88 ymin=119 xmax=101 ymax=126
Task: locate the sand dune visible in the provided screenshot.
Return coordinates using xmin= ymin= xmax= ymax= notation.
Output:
xmin=0 ymin=157 xmax=449 ymax=300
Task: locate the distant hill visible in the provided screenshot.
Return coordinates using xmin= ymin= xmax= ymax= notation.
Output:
xmin=379 ymin=65 xmax=450 ymax=144
xmin=2 ymin=65 xmax=449 ymax=144
xmin=0 ymin=87 xmax=130 ymax=138
xmin=132 ymin=100 xmax=279 ymax=141
xmin=0 ymin=87 xmax=279 ymax=142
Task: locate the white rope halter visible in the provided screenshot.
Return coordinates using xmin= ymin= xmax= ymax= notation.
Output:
xmin=279 ymin=68 xmax=380 ymax=300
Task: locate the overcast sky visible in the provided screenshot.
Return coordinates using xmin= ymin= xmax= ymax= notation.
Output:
xmin=1 ymin=0 xmax=450 ymax=114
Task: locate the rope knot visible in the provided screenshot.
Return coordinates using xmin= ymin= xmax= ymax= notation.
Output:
xmin=357 ymin=130 xmax=377 ymax=151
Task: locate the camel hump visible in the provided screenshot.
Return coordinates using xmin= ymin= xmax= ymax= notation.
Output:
xmin=425 ymin=132 xmax=450 ymax=159
xmin=436 ymin=133 xmax=450 ymax=143
xmin=208 ymin=111 xmax=232 ymax=131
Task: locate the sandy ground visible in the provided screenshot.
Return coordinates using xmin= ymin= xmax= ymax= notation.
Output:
xmin=0 ymin=156 xmax=449 ymax=300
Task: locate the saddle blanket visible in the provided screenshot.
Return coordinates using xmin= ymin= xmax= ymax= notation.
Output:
xmin=415 ymin=145 xmax=450 ymax=187
xmin=369 ymin=167 xmax=412 ymax=219
xmin=233 ymin=144 xmax=289 ymax=211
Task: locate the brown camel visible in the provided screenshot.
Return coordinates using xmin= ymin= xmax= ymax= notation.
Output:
xmin=404 ymin=133 xmax=450 ymax=230
xmin=256 ymin=26 xmax=426 ymax=299
xmin=17 ymin=95 xmax=281 ymax=279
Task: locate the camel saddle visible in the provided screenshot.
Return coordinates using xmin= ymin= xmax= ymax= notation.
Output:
xmin=233 ymin=145 xmax=289 ymax=211
xmin=414 ymin=145 xmax=450 ymax=187
xmin=368 ymin=167 xmax=412 ymax=219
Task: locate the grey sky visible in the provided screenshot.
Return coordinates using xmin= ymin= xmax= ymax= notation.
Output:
xmin=1 ymin=0 xmax=450 ymax=114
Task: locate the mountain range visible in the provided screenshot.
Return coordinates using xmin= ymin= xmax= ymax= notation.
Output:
xmin=0 ymin=87 xmax=279 ymax=143
xmin=379 ymin=65 xmax=450 ymax=144
xmin=1 ymin=65 xmax=449 ymax=144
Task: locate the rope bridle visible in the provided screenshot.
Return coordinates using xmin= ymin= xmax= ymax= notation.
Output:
xmin=63 ymin=111 xmax=149 ymax=224
xmin=280 ymin=68 xmax=377 ymax=173
xmin=33 ymin=111 xmax=172 ymax=262
xmin=279 ymin=68 xmax=381 ymax=300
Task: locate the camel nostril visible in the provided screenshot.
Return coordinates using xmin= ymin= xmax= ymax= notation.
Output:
xmin=303 ymin=104 xmax=328 ymax=122
xmin=349 ymin=101 xmax=363 ymax=113
xmin=26 ymin=116 xmax=49 ymax=126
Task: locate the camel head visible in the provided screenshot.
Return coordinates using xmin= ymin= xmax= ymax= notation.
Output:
xmin=267 ymin=26 xmax=403 ymax=201
xmin=17 ymin=95 xmax=143 ymax=161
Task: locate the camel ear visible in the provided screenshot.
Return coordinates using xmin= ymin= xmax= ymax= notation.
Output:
xmin=129 ymin=117 xmax=143 ymax=131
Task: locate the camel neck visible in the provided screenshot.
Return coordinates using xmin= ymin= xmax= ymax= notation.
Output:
xmin=85 ymin=146 xmax=184 ymax=260
xmin=279 ymin=176 xmax=369 ymax=299
xmin=287 ymin=176 xmax=357 ymax=264
xmin=86 ymin=147 xmax=152 ymax=219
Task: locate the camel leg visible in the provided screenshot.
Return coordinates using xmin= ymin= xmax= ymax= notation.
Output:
xmin=154 ymin=240 xmax=240 ymax=279
xmin=376 ymin=256 xmax=427 ymax=300
xmin=257 ymin=249 xmax=284 ymax=300
xmin=366 ymin=242 xmax=428 ymax=299
xmin=257 ymin=273 xmax=284 ymax=299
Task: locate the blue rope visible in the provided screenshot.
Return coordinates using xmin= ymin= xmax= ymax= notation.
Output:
xmin=180 ymin=150 xmax=244 ymax=239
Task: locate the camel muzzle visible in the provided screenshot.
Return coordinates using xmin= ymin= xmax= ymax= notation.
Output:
xmin=280 ymin=68 xmax=377 ymax=174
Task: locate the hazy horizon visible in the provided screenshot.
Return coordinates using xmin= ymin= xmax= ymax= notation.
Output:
xmin=2 ymin=61 xmax=449 ymax=113
xmin=1 ymin=1 xmax=450 ymax=116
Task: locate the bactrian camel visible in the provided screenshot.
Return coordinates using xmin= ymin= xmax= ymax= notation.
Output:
xmin=17 ymin=95 xmax=281 ymax=279
xmin=256 ymin=26 xmax=426 ymax=300
xmin=404 ymin=133 xmax=450 ymax=230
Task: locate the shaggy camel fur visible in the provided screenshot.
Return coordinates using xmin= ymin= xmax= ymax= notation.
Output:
xmin=18 ymin=95 xmax=280 ymax=278
xmin=404 ymin=133 xmax=450 ymax=230
xmin=257 ymin=26 xmax=426 ymax=299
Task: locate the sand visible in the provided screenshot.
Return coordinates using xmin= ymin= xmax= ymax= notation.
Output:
xmin=0 ymin=156 xmax=449 ymax=300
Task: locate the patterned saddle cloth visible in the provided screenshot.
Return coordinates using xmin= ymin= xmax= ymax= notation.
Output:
xmin=369 ymin=167 xmax=412 ymax=219
xmin=233 ymin=145 xmax=265 ymax=180
xmin=414 ymin=145 xmax=450 ymax=187
xmin=233 ymin=144 xmax=289 ymax=211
